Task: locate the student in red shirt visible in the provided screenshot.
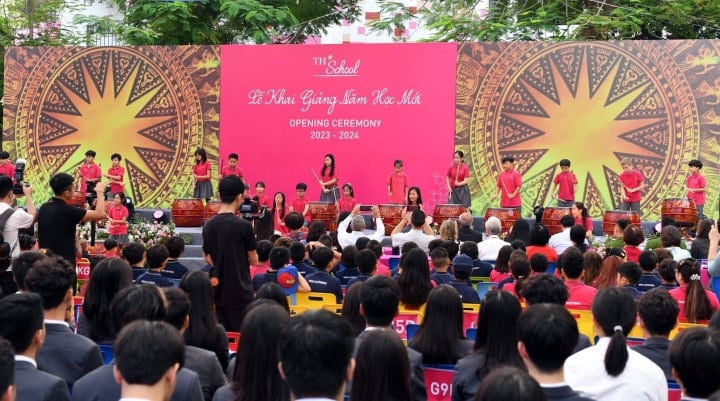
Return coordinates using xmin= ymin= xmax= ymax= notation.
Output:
xmin=550 ymin=159 xmax=577 ymax=207
xmin=221 ymin=153 xmax=246 ymax=186
xmin=561 ymin=247 xmax=597 ymax=309
xmin=388 ymin=159 xmax=409 ymax=204
xmin=254 ymin=181 xmax=271 ymax=211
xmin=107 ymin=192 xmax=129 ymax=244
xmin=447 ymin=150 xmax=471 ymax=208
xmin=192 ymin=148 xmax=212 ymax=202
xmin=337 ymin=183 xmax=357 ymax=214
xmin=78 ymin=150 xmax=102 ymax=194
xmin=289 ymin=183 xmax=310 ymax=222
xmin=0 ymin=151 xmax=15 ymax=182
xmin=571 ymin=202 xmax=593 ymax=240
xmin=669 ymin=258 xmax=719 ymax=323
xmin=272 ymin=192 xmax=288 ymax=235
xmin=318 ymin=154 xmax=339 ymax=203
xmin=619 ymin=158 xmax=645 ymax=216
xmin=686 ymin=159 xmax=706 ymax=220
xmin=494 ymin=155 xmax=522 ymax=214
xmin=104 ymin=153 xmax=125 ymax=196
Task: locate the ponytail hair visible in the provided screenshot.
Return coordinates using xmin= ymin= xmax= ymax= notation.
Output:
xmin=591 ymin=287 xmax=637 ymax=376
xmin=678 ymin=258 xmax=713 ymax=323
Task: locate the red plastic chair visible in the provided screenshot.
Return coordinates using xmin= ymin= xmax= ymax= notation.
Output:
xmin=424 ymin=364 xmax=454 ymax=401
xmin=393 ymin=312 xmax=422 ymax=341
xmin=227 ymin=332 xmax=241 ymax=353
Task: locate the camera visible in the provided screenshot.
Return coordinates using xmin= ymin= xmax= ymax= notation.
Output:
xmin=359 ymin=205 xmax=373 ymax=212
xmin=239 ymin=198 xmax=259 ymax=214
xmin=13 ymin=159 xmax=26 ymax=196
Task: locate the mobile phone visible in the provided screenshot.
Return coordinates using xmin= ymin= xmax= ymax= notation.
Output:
xmin=406 ymin=205 xmax=419 ymax=212
xmin=359 ymin=205 xmax=372 ymax=212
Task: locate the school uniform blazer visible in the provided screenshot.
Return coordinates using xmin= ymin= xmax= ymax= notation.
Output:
xmin=185 ymin=345 xmax=227 ymax=401
xmin=72 ymin=363 xmax=203 ymax=401
xmin=36 ymin=322 xmax=104 ymax=385
xmin=355 ymin=329 xmax=427 ymax=401
xmin=15 ymin=360 xmax=71 ymax=401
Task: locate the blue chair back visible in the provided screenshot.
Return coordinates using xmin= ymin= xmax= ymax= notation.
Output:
xmin=546 ymin=262 xmax=557 ymax=274
xmin=466 ymin=328 xmax=477 ymax=341
xmin=388 ymin=257 xmax=400 ymax=270
xmin=99 ymin=344 xmax=114 ymax=364
xmin=406 ymin=323 xmax=420 ymax=341
xmin=476 ymin=282 xmax=497 ymax=300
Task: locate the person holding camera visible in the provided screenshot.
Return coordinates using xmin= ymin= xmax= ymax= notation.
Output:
xmin=37 ymin=173 xmax=108 ymax=267
xmin=0 ymin=175 xmax=35 ymax=258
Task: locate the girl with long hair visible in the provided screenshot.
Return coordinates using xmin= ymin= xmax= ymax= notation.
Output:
xmin=179 ymin=271 xmax=229 ymax=370
xmin=397 ymin=248 xmax=434 ymax=308
xmin=406 ymin=186 xmax=423 ymax=210
xmin=447 ymin=150 xmax=471 ymax=208
xmin=193 ymin=148 xmax=212 ymax=202
xmin=452 ymin=290 xmax=524 ymax=401
xmin=490 ymin=245 xmax=513 ymax=282
xmin=505 ymin=219 xmax=531 ymax=246
xmin=271 ymin=192 xmax=288 ymax=235
xmin=79 ymin=257 xmax=133 ymax=342
xmin=341 ymin=281 xmax=366 ymax=336
xmin=318 ymin=153 xmax=340 ymax=203
xmin=439 ymin=219 xmax=459 ymax=242
xmin=408 ymin=285 xmax=473 ymax=364
xmin=350 ymin=330 xmax=412 ymax=401
xmin=594 ymin=254 xmax=624 ymax=289
xmin=337 ymin=183 xmax=357 ymax=214
xmin=583 ymin=251 xmax=603 ymax=286
xmin=571 ymin=202 xmax=593 ymax=239
xmin=669 ymin=258 xmax=720 ymax=322
xmin=570 ymin=225 xmax=588 ymax=253
xmin=690 ymin=218 xmax=713 ymax=259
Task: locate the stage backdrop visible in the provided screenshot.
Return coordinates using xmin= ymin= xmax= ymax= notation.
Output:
xmin=219 ymin=43 xmax=457 ymax=213
xmin=456 ymin=41 xmax=720 ymax=221
xmin=3 ymin=46 xmax=220 ymax=208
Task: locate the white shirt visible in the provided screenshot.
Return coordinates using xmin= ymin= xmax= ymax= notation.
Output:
xmin=0 ymin=202 xmax=34 ymax=258
xmin=549 ymin=228 xmax=574 ymax=255
xmin=15 ymin=354 xmax=37 ymax=368
xmin=564 ymin=337 xmax=668 ymax=401
xmin=337 ymin=215 xmax=385 ymax=249
xmin=391 ymin=228 xmax=435 ymax=253
xmin=476 ymin=235 xmax=507 ymax=261
xmin=667 ymin=246 xmax=692 ymax=262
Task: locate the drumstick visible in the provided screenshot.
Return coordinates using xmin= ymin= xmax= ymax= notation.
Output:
xmin=500 ymin=177 xmax=510 ymax=198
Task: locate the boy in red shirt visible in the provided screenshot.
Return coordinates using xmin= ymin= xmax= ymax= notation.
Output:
xmin=494 ymin=156 xmax=522 ymax=214
xmin=104 ymin=153 xmax=125 ymax=196
xmin=289 ymin=182 xmax=310 ymax=222
xmin=221 ymin=153 xmax=246 ymax=186
xmin=686 ymin=159 xmax=706 ymax=220
xmin=0 ymin=152 xmax=15 ymax=182
xmin=550 ymin=159 xmax=577 ymax=207
xmin=79 ymin=150 xmax=102 ymax=194
xmin=387 ymin=159 xmax=409 ymax=204
xmin=619 ymin=158 xmax=645 ymax=216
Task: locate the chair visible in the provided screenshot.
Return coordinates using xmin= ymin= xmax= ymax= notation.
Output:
xmin=668 ymin=381 xmax=681 ymax=401
xmin=289 ymin=305 xmax=308 ymax=316
xmin=698 ymin=259 xmax=710 ymax=287
xmin=99 ymin=344 xmax=114 ymax=364
xmin=669 ymin=321 xmax=707 ymax=340
xmin=227 ymin=332 xmax=241 ymax=353
xmin=292 ymin=292 xmax=336 ymax=307
xmin=546 ymin=262 xmax=557 ymax=274
xmin=388 ymin=256 xmax=400 ymax=271
xmin=406 ymin=323 xmax=420 ymax=341
xmin=712 ymin=276 xmax=720 ymax=299
xmin=466 ymin=328 xmax=477 ymax=341
xmin=476 ymin=282 xmax=497 ymax=300
xmin=461 ymin=303 xmax=479 ymax=333
xmin=393 ymin=311 xmax=423 ymax=341
xmin=76 ymin=259 xmax=91 ymax=293
xmin=169 ymin=278 xmax=181 ymax=288
xmin=423 ymin=364 xmax=455 ymax=401
xmin=322 ymin=304 xmax=343 ymax=314
xmin=567 ymin=309 xmax=594 ymax=344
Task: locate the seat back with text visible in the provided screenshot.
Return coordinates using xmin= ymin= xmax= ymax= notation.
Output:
xmin=424 ymin=364 xmax=454 ymax=401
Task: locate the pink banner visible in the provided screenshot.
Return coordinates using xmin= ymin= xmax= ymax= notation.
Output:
xmin=220 ymin=43 xmax=456 ymax=213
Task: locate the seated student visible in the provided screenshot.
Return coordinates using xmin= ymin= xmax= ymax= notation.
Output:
xmin=632 ymin=289 xmax=679 ymax=381
xmin=657 ymin=258 xmax=679 ymax=290
xmin=636 ymin=250 xmax=662 ymax=292
xmin=560 ymin=248 xmax=597 ymax=310
xmin=529 ymin=253 xmax=548 ymax=275
xmin=253 ymin=247 xmax=310 ymax=296
xmin=670 ymin=327 xmax=720 ymax=399
xmin=80 ymin=240 xmax=91 ymax=260
xmin=448 ymin=255 xmax=481 ymax=304
xmin=347 ymin=249 xmax=377 ymax=288
xmin=0 ymin=293 xmax=70 ymax=401
xmin=502 ymin=257 xmax=530 ymax=299
xmin=163 ymin=288 xmax=225 ymax=401
xmin=72 ymin=285 xmax=203 ymax=401
xmin=289 ymin=241 xmax=316 ymax=277
xmin=622 ymin=225 xmax=645 ymax=263
xmin=670 ymin=258 xmax=720 ymax=323
xmin=283 ymin=212 xmax=306 ymax=243
xmin=616 ymin=262 xmax=643 ymax=300
xmin=306 ymin=246 xmax=343 ymax=303
xmin=442 ymin=240 xmax=460 ymax=261
xmin=646 ymin=217 xmax=688 ymax=251
xmin=460 ymin=241 xmax=492 ymax=278
xmin=604 ymin=218 xmax=629 ymax=249
xmin=24 ymin=257 xmax=103 ymax=385
xmin=429 ymin=247 xmax=452 ymax=285
xmin=336 ymin=246 xmax=360 ymax=286
xmin=122 ymin=242 xmax=147 ymax=281
xmin=366 ymin=240 xmax=391 ymax=277
xmin=113 ymin=321 xmax=185 ymax=401
xmin=102 ymin=238 xmax=119 ymax=259
xmin=136 ymin=245 xmax=174 ymax=287
xmin=662 ymin=226 xmax=692 ymax=261
xmin=497 ymin=250 xmax=527 ymax=290
xmin=517 ymin=304 xmax=594 ymax=401
xmin=249 ymin=240 xmax=272 ymax=278
xmin=0 ymin=338 xmax=14 ymax=401
xmin=162 ymin=237 xmax=190 ymax=280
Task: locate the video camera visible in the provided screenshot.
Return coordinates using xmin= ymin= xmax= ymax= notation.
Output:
xmin=12 ymin=159 xmax=26 ymax=196
xmin=239 ymin=197 xmax=267 ymax=220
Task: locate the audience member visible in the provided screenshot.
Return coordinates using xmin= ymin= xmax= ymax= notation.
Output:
xmin=646 ymin=217 xmax=687 ymax=251
xmin=0 ymin=338 xmax=14 ymax=401
xmin=526 ymin=224 xmax=558 ymax=263
xmin=366 ymin=240 xmax=391 ymax=277
xmin=78 ymin=257 xmax=133 ymax=342
xmin=102 ymin=238 xmax=118 ymax=258
xmin=477 ymin=217 xmax=507 ymax=261
xmin=447 ymin=255 xmax=480 ymax=304
xmin=122 ymin=242 xmax=148 ymax=280
xmin=657 ymin=258 xmax=679 ymax=289
xmin=490 ymin=245 xmax=513 ymax=282
xmin=661 ymin=226 xmax=692 ymax=261
xmin=439 ymin=219 xmax=459 ymax=242
xmin=391 ymin=209 xmax=435 ymax=253
xmin=429 ymin=247 xmax=452 ymax=284
xmin=529 ymin=253 xmax=548 ymax=275
xmin=336 ymin=246 xmax=360 ymax=285
xmin=669 ymin=258 xmax=719 ymax=323
xmin=549 ymin=215 xmax=575 ymax=255
xmin=632 ymin=289 xmax=679 ymax=381
xmin=616 ymin=261 xmax=643 ymax=299
xmin=636 ymin=250 xmax=661 ymax=292
xmin=289 ymin=241 xmax=316 ymax=277
xmin=11 ymin=251 xmax=49 ymax=294
xmin=594 ymin=254 xmax=624 ymax=289
xmin=474 ymin=367 xmax=546 ymax=401
xmin=352 ymin=329 xmax=412 ymax=401
xmin=505 ymin=219 xmax=531 ymax=246
xmin=569 ymin=225 xmax=588 ymax=253
xmin=137 ymin=244 xmax=173 ymax=287
xmin=560 ymin=247 xmax=597 ymax=309
xmin=690 ymin=218 xmax=713 ymax=260
xmin=397 ymin=248 xmax=433 ymax=308
xmin=162 ymin=237 xmax=190 ymax=280
xmin=337 ymin=205 xmax=385 ymax=249
xmin=582 ymin=251 xmax=602 ymax=287
xmin=253 ymin=246 xmax=310 ymax=295
xmin=460 ymin=241 xmax=492 ymax=278
xmin=622 ymin=225 xmax=644 ymax=263
xmin=604 ymin=218 xmax=629 ymax=249
xmin=254 ymin=282 xmax=290 ymax=313
xmin=457 ymin=212 xmax=483 ymax=243
xmin=249 ymin=240 xmax=272 ymax=278
xmin=503 ymin=256 xmax=530 ymax=298
xmin=340 ymin=281 xmax=365 ymax=336
xmin=346 ymin=249 xmax=377 ymax=287
xmin=306 ymin=246 xmax=343 ymax=303
xmin=669 ymin=327 xmax=720 ymax=399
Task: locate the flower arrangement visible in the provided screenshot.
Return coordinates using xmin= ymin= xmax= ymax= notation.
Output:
xmin=78 ymin=215 xmax=178 ymax=248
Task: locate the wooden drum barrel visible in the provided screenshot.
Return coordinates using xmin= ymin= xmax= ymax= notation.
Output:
xmin=541 ymin=207 xmax=571 ymax=235
xmin=602 ymin=210 xmax=640 ymax=236
xmin=433 ymin=204 xmax=466 ymax=227
xmin=69 ymin=191 xmax=86 ymax=208
xmin=203 ymin=201 xmax=222 ymax=223
xmin=308 ymin=202 xmax=338 ymax=232
xmin=171 ymin=198 xmax=205 ymax=227
xmin=661 ymin=198 xmax=697 ymax=227
xmin=378 ymin=204 xmax=405 ymax=236
xmin=484 ymin=208 xmax=520 ymax=235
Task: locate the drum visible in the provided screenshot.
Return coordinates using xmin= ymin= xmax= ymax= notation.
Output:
xmin=379 ymin=204 xmax=405 ymax=236
xmin=433 ymin=204 xmax=466 ymax=227
xmin=69 ymin=191 xmax=86 ymax=208
xmin=542 ymin=207 xmax=571 ymax=235
xmin=203 ymin=201 xmax=222 ymax=223
xmin=484 ymin=208 xmax=520 ymax=235
xmin=661 ymin=198 xmax=697 ymax=227
xmin=308 ymin=202 xmax=338 ymax=232
xmin=602 ymin=210 xmax=641 ymax=236
xmin=171 ymin=198 xmax=205 ymax=227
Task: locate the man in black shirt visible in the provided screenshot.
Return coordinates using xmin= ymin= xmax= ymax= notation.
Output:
xmin=202 ymin=176 xmax=258 ymax=332
xmin=37 ymin=172 xmax=107 ymax=267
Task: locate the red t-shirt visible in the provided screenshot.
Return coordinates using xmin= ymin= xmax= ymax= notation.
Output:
xmin=107 ymin=165 xmax=125 ymax=194
xmin=291 ymin=197 xmax=309 ymax=217
xmin=79 ymin=162 xmax=102 ymax=192
xmin=255 ymin=194 xmax=271 ymax=210
xmin=0 ymin=163 xmax=15 ymax=183
xmin=107 ymin=204 xmax=129 ymax=235
xmin=526 ymin=245 xmax=558 ymax=262
xmin=221 ymin=166 xmax=243 ymax=179
xmin=388 ymin=172 xmax=409 ymax=204
xmin=669 ymin=284 xmax=720 ymax=320
xmin=447 ymin=163 xmax=470 ymax=188
xmin=250 ymin=262 xmax=269 ymax=278
xmin=490 ymin=270 xmax=511 ymax=283
xmin=575 ymin=216 xmax=593 ymax=232
xmin=337 ymin=197 xmax=357 ymax=214
xmin=321 ymin=167 xmax=339 ymax=187
xmin=565 ymin=280 xmax=597 ymax=309
xmin=624 ymin=245 xmax=642 ymax=263
xmin=619 ymin=169 xmax=644 ymax=202
xmin=503 ymin=281 xmax=520 ymax=298
xmin=273 ymin=208 xmax=288 ymax=235
xmin=193 ymin=161 xmax=211 ymax=182
xmin=553 ymin=171 xmax=577 ymax=201
xmin=687 ymin=172 xmax=706 ymax=206
xmin=497 ymin=169 xmax=522 ymax=207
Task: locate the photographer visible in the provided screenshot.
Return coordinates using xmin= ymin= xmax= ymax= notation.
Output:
xmin=37 ymin=173 xmax=107 ymax=267
xmin=0 ymin=176 xmax=35 ymax=258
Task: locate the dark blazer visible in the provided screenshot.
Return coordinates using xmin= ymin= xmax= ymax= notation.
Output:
xmin=72 ymin=363 xmax=203 ymax=401
xmin=458 ymin=227 xmax=483 ymax=243
xmin=355 ymin=329 xmax=427 ymax=401
xmin=185 ymin=345 xmax=226 ymax=401
xmin=632 ymin=337 xmax=673 ymax=381
xmin=452 ymin=351 xmax=486 ymax=401
xmin=542 ymin=385 xmax=595 ymax=401
xmin=36 ymin=322 xmax=103 ymax=385
xmin=15 ymin=359 xmax=71 ymax=401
